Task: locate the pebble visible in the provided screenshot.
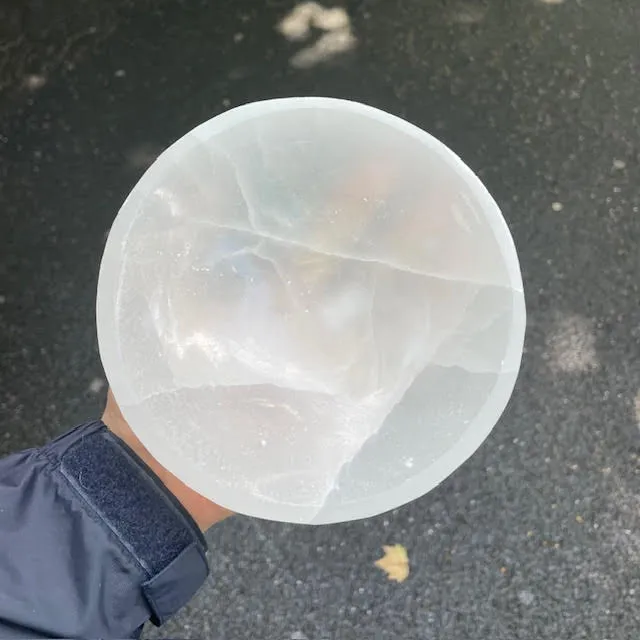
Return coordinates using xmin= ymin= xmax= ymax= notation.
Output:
xmin=88 ymin=378 xmax=106 ymax=394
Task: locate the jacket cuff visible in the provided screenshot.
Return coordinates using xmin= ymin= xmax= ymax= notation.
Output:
xmin=45 ymin=420 xmax=209 ymax=626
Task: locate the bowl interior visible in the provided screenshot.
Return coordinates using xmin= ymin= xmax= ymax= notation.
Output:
xmin=97 ymin=98 xmax=525 ymax=524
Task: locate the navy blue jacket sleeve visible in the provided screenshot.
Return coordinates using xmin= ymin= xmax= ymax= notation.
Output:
xmin=0 ymin=420 xmax=210 ymax=639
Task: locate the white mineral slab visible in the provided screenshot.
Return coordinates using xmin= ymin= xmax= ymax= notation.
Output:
xmin=97 ymin=98 xmax=525 ymax=524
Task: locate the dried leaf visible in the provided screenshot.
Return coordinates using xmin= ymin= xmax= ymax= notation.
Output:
xmin=375 ymin=544 xmax=410 ymax=582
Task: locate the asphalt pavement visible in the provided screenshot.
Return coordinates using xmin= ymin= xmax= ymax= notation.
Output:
xmin=1 ymin=1 xmax=639 ymax=638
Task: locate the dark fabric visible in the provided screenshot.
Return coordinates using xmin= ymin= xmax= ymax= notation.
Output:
xmin=0 ymin=421 xmax=210 ymax=639
xmin=142 ymin=542 xmax=209 ymax=626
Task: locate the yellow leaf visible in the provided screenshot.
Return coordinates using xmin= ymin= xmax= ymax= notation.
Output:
xmin=375 ymin=544 xmax=410 ymax=583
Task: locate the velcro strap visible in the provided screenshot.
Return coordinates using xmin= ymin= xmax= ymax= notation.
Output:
xmin=54 ymin=421 xmax=209 ymax=625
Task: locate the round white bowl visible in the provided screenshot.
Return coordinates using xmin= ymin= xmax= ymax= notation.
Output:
xmin=97 ymin=98 xmax=525 ymax=524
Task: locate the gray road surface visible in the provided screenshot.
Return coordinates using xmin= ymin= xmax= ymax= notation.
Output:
xmin=1 ymin=1 xmax=639 ymax=638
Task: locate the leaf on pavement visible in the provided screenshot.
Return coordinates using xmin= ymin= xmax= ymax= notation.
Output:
xmin=375 ymin=544 xmax=410 ymax=583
